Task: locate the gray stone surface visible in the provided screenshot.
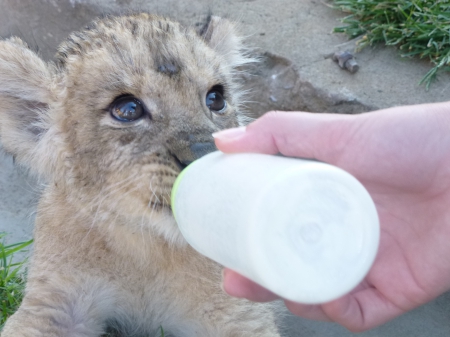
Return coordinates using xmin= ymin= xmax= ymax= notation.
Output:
xmin=0 ymin=150 xmax=37 ymax=259
xmin=0 ymin=0 xmax=449 ymax=336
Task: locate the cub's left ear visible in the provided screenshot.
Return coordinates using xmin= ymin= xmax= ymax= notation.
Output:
xmin=0 ymin=37 xmax=56 ymax=175
xmin=199 ymin=16 xmax=252 ymax=68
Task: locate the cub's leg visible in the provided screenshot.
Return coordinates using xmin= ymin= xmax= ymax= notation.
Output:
xmin=1 ymin=276 xmax=115 ymax=337
xmin=163 ymin=256 xmax=282 ymax=337
xmin=170 ymin=297 xmax=281 ymax=337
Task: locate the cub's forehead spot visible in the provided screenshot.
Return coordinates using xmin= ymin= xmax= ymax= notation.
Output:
xmin=157 ymin=62 xmax=180 ymax=76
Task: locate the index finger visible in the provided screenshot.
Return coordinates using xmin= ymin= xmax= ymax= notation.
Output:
xmin=213 ymin=111 xmax=356 ymax=165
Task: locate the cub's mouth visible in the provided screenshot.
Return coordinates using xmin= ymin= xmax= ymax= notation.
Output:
xmin=166 ymin=141 xmax=218 ymax=209
xmin=172 ymin=155 xmax=188 ymax=172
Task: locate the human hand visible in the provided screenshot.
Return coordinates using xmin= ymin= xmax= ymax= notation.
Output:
xmin=213 ymin=102 xmax=450 ymax=332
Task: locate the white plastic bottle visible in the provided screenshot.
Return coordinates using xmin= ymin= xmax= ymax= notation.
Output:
xmin=171 ymin=151 xmax=379 ymax=304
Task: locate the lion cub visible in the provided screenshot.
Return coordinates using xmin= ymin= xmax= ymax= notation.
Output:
xmin=0 ymin=13 xmax=280 ymax=337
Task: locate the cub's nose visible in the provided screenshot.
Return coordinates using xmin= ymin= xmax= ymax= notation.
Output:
xmin=189 ymin=142 xmax=217 ymax=161
xmin=177 ymin=141 xmax=217 ymax=166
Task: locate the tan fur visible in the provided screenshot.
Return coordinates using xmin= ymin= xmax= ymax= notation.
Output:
xmin=0 ymin=13 xmax=281 ymax=337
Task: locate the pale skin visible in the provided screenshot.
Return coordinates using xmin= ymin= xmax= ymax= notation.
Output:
xmin=213 ymin=101 xmax=450 ymax=332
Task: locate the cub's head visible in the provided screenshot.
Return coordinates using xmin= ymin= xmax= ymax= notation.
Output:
xmin=0 ymin=14 xmax=252 ymax=243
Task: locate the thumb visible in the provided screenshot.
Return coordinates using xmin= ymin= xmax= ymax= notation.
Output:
xmin=213 ymin=111 xmax=357 ymax=164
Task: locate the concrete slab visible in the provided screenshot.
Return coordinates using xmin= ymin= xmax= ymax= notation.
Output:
xmin=0 ymin=0 xmax=449 ymax=336
xmin=0 ymin=149 xmax=37 ymax=260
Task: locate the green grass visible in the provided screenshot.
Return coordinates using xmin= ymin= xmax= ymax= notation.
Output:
xmin=0 ymin=234 xmax=32 ymax=329
xmin=332 ymin=0 xmax=450 ymax=89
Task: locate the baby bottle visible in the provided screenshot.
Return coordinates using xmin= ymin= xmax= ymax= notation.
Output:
xmin=171 ymin=151 xmax=379 ymax=304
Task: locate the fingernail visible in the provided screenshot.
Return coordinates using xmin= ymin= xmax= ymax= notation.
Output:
xmin=212 ymin=126 xmax=246 ymax=140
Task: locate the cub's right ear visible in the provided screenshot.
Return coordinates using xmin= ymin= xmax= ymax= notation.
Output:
xmin=0 ymin=37 xmax=56 ymax=172
xmin=199 ymin=16 xmax=254 ymax=69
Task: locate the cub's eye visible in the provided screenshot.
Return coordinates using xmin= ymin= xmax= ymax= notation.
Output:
xmin=110 ymin=95 xmax=145 ymax=122
xmin=206 ymin=86 xmax=227 ymax=114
